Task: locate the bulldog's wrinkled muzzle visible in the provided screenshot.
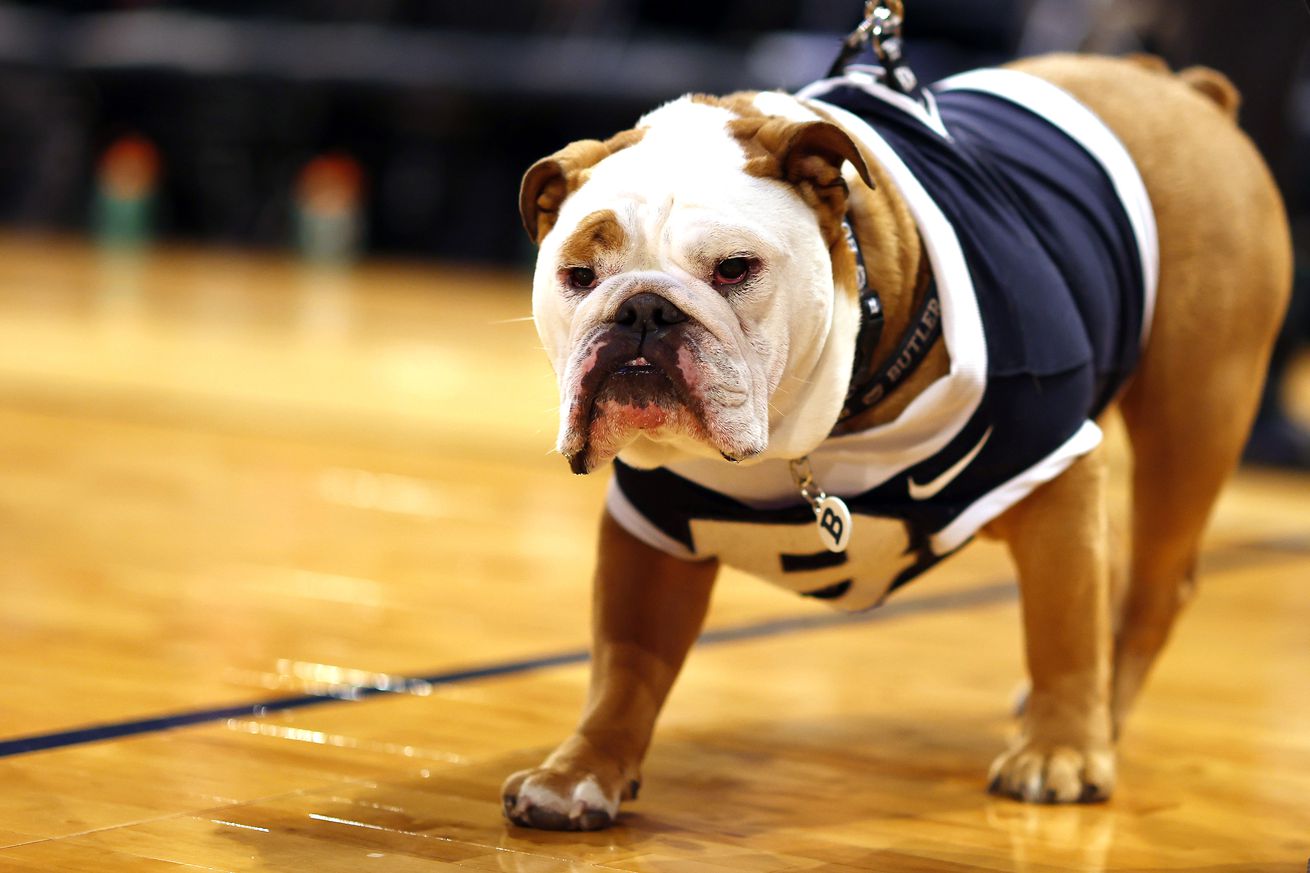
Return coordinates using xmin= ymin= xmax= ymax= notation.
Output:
xmin=560 ymin=293 xmax=709 ymax=474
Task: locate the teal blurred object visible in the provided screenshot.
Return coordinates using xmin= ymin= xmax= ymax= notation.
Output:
xmin=295 ymin=154 xmax=365 ymax=266
xmin=92 ymin=135 xmax=159 ymax=250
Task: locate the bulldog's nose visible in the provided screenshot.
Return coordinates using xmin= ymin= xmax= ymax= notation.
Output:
xmin=613 ymin=292 xmax=688 ymax=333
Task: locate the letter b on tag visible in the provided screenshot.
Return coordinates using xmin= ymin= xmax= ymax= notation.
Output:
xmin=815 ymin=495 xmax=852 ymax=553
xmin=820 ymin=508 xmax=844 ymax=542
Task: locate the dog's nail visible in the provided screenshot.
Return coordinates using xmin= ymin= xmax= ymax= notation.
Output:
xmin=628 ymin=779 xmax=641 ymax=800
xmin=1079 ymin=783 xmax=1103 ymax=803
xmin=719 ymin=451 xmax=739 ymax=463
xmin=578 ymin=810 xmax=613 ymax=830
xmin=526 ymin=806 xmax=572 ymax=830
xmin=502 ymin=794 xmax=517 ymax=814
xmin=1043 ymin=787 xmax=1058 ymax=803
xmin=987 ymin=775 xmax=1002 ymax=794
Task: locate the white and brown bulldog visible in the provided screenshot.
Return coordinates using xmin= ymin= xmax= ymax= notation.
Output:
xmin=503 ymin=53 xmax=1292 ymax=830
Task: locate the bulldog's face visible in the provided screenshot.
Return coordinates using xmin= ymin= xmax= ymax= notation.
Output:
xmin=522 ymin=95 xmax=872 ymax=474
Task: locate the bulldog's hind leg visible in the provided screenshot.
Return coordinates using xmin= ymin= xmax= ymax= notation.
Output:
xmin=502 ymin=510 xmax=718 ymax=830
xmin=1109 ymin=84 xmax=1292 ymax=733
xmin=987 ymin=445 xmax=1116 ymax=803
xmin=1011 ymin=53 xmax=1294 ymax=735
xmin=1112 ymin=269 xmax=1288 ymax=733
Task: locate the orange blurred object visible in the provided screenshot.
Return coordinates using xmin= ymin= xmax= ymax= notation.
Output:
xmin=98 ymin=135 xmax=161 ymax=200
xmin=297 ymin=154 xmax=365 ymax=215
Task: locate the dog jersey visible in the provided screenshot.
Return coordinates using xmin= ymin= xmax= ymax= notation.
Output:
xmin=606 ymin=67 xmax=1158 ymax=611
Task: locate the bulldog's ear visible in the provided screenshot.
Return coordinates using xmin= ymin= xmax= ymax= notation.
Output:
xmin=732 ymin=118 xmax=874 ymax=243
xmin=519 ymin=129 xmax=645 ymax=245
xmin=780 ymin=120 xmax=874 ymax=192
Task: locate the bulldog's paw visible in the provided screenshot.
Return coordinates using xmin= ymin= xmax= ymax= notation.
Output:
xmin=501 ymin=764 xmax=637 ymax=831
xmin=987 ymin=741 xmax=1115 ymax=804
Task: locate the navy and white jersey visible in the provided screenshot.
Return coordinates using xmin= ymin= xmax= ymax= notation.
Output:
xmin=607 ymin=67 xmax=1158 ymax=611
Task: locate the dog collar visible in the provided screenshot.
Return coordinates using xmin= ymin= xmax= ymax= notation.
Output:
xmin=836 ymin=217 xmax=941 ymax=426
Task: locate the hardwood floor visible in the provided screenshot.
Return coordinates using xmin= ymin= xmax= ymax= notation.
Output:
xmin=0 ymin=236 xmax=1305 ymax=872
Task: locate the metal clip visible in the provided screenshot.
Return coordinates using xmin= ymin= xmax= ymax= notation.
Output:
xmin=840 ymin=0 xmax=904 ymax=54
xmin=869 ymin=0 xmax=903 ymax=41
xmin=828 ymin=0 xmax=920 ymax=96
xmin=789 ymin=457 xmax=853 ymax=553
xmin=790 ymin=456 xmax=821 ymax=511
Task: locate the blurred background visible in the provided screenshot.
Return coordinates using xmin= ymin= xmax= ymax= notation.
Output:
xmin=0 ymin=0 xmax=1047 ymax=264
xmin=3 ymin=0 xmax=1302 ymax=460
xmin=0 ymin=0 xmax=1302 ymax=261
xmin=1 ymin=4 xmax=1308 ymax=865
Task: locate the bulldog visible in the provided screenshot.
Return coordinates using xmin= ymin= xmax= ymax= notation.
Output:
xmin=503 ymin=53 xmax=1291 ymax=829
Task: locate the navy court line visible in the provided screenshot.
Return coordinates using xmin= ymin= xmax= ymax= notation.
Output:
xmin=0 ymin=579 xmax=1019 ymax=759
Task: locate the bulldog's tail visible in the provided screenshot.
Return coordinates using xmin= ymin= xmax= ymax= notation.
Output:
xmin=1178 ymin=66 xmax=1241 ymax=120
xmin=1124 ymin=53 xmax=1240 ymax=121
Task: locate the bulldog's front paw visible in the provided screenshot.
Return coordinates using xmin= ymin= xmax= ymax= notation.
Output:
xmin=987 ymin=741 xmax=1115 ymax=804
xmin=502 ymin=745 xmax=638 ymax=831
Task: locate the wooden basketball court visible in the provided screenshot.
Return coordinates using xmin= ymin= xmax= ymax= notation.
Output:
xmin=0 ymin=236 xmax=1305 ymax=872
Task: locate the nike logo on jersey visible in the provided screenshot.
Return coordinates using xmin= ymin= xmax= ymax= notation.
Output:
xmin=907 ymin=426 xmax=994 ymax=500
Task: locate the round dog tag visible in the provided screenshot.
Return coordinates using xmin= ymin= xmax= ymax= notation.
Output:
xmin=814 ymin=494 xmax=852 ymax=553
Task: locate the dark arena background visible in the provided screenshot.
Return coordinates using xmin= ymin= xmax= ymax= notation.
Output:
xmin=0 ymin=1 xmax=1307 ymax=870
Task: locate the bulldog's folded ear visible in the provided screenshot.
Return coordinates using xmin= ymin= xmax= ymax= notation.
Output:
xmin=732 ymin=118 xmax=874 ymax=244
xmin=519 ymin=129 xmax=645 ymax=245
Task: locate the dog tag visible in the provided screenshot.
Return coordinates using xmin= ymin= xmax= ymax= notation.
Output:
xmin=814 ymin=494 xmax=852 ymax=553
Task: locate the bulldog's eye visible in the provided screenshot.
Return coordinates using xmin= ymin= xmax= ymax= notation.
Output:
xmin=565 ymin=266 xmax=598 ymax=290
xmin=713 ymin=257 xmax=751 ymax=286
